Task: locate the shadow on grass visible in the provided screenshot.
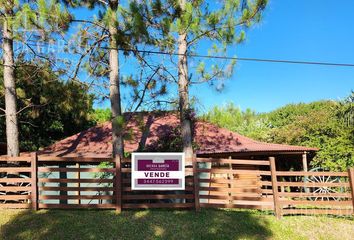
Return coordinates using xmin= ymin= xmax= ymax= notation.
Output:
xmin=1 ymin=208 xmax=273 ymax=240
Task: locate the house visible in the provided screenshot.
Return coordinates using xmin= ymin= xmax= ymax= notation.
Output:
xmin=7 ymin=111 xmax=318 ymax=207
xmin=39 ymin=111 xmax=317 ymax=171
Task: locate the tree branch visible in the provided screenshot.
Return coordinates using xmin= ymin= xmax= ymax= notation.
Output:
xmin=187 ymin=6 xmax=262 ymax=46
xmin=72 ymin=19 xmax=109 ymax=31
xmin=16 ymin=103 xmax=49 ymax=115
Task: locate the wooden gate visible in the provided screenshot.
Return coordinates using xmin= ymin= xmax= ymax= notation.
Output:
xmin=194 ymin=157 xmax=274 ymax=210
xmin=37 ymin=157 xmax=116 ymax=209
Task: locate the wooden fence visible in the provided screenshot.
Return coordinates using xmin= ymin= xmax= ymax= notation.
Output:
xmin=0 ymin=154 xmax=353 ymax=218
xmin=37 ymin=156 xmax=116 ymax=210
xmin=195 ymin=157 xmax=274 ymax=210
xmin=121 ymin=158 xmax=195 ymax=210
xmin=273 ymin=162 xmax=354 ymax=218
xmin=0 ymin=155 xmax=33 ymax=209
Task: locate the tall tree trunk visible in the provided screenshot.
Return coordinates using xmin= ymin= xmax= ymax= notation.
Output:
xmin=108 ymin=0 xmax=124 ymax=159
xmin=178 ymin=0 xmax=193 ymax=164
xmin=2 ymin=14 xmax=20 ymax=157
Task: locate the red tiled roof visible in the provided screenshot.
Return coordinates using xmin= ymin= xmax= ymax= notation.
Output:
xmin=39 ymin=112 xmax=317 ymax=157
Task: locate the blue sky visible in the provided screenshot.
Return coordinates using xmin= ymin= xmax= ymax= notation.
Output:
xmin=70 ymin=0 xmax=354 ymax=113
xmin=191 ymin=0 xmax=354 ymax=113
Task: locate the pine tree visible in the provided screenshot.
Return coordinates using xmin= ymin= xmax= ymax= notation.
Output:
xmin=0 ymin=0 xmax=71 ymax=156
xmin=66 ymin=0 xmax=159 ymax=158
xmin=149 ymin=0 xmax=268 ymax=162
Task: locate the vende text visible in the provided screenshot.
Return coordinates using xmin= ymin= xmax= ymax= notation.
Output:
xmin=144 ymin=172 xmax=170 ymax=177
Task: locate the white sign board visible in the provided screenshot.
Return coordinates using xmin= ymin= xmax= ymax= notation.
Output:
xmin=131 ymin=152 xmax=185 ymax=190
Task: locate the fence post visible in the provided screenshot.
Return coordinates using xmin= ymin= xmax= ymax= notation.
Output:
xmin=227 ymin=156 xmax=233 ymax=204
xmin=75 ymin=163 xmax=81 ymax=204
xmin=269 ymin=157 xmax=281 ymax=219
xmin=31 ymin=152 xmax=38 ymax=211
xmin=192 ymin=154 xmax=200 ymax=212
xmin=348 ymin=168 xmax=354 ymax=213
xmin=115 ymin=155 xmax=122 ymax=213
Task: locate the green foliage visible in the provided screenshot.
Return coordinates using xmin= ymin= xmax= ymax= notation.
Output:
xmin=336 ymin=91 xmax=354 ymax=127
xmin=113 ymin=115 xmax=126 ymax=133
xmin=265 ymin=99 xmax=353 ymax=171
xmin=202 ymin=102 xmax=270 ymax=140
xmin=150 ymin=0 xmax=268 ymax=89
xmin=203 ymin=96 xmax=354 ymax=171
xmin=91 ymin=108 xmax=111 ymax=123
xmin=67 ymin=0 xmax=170 ymax=112
xmin=0 ymin=62 xmax=96 ymax=151
xmin=1 ymin=0 xmax=72 ymax=39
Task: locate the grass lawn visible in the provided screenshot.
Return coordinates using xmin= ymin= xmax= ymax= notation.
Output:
xmin=0 ymin=208 xmax=353 ymax=240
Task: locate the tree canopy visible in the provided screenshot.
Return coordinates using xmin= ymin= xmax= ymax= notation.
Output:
xmin=0 ymin=61 xmax=95 ymax=151
xmin=203 ymin=93 xmax=354 ymax=171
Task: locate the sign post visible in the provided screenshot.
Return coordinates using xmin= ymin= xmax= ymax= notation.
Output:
xmin=132 ymin=153 xmax=185 ymax=190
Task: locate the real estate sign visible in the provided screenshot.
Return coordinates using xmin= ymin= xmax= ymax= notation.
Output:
xmin=131 ymin=153 xmax=185 ymax=190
